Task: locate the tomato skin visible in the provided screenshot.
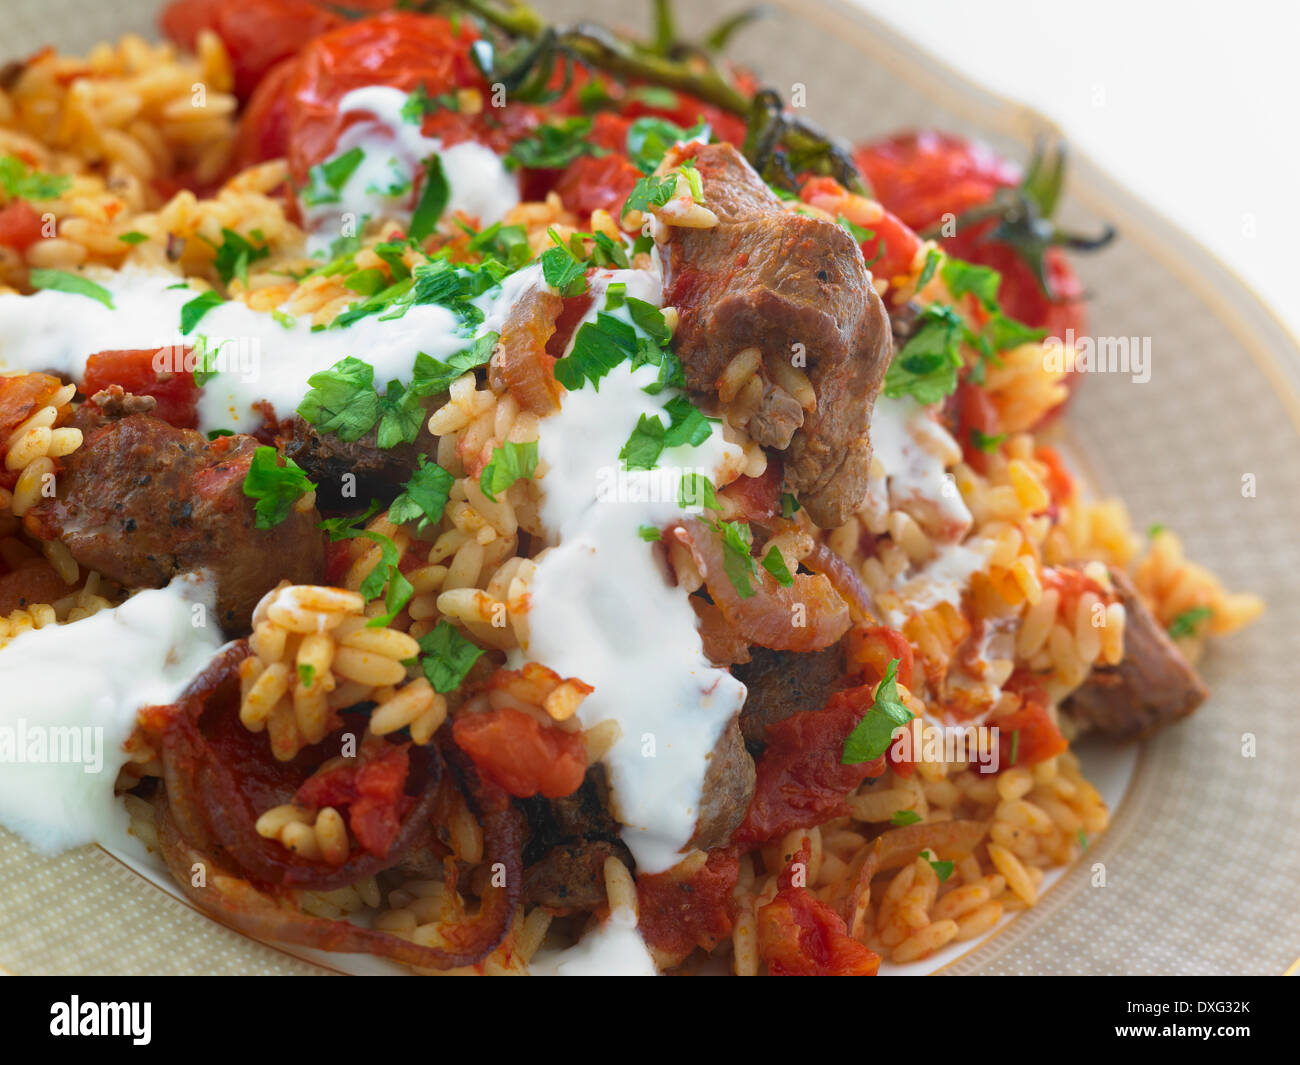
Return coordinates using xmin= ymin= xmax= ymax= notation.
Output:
xmin=733 ymin=684 xmax=887 ymax=847
xmin=952 ymin=379 xmax=1001 ymax=474
xmin=1034 ymin=445 xmax=1076 ymax=505
xmin=160 ymin=0 xmax=347 ymax=100
xmin=554 ymin=152 xmax=644 ymax=221
xmin=295 ymin=742 xmax=412 ymax=856
xmin=0 ymin=200 xmax=46 ymax=251
xmin=799 ymin=176 xmax=923 ymax=284
xmin=756 ymin=839 xmax=880 ymax=975
xmin=995 ymin=672 xmax=1069 ymax=769
xmin=845 ymin=624 xmax=914 ymax=690
xmin=234 ymin=57 xmax=297 ymax=170
xmin=282 ymin=13 xmax=486 ymax=186
xmin=81 ymin=349 xmax=201 ymax=429
xmin=637 ymin=848 xmax=739 ymax=958
xmin=854 ymin=130 xmax=1087 ymax=343
xmin=452 ymin=706 xmax=587 ymax=799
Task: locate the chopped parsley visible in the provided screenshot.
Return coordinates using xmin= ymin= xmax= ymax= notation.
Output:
xmin=1168 ymin=606 xmax=1213 ymax=639
xmin=970 ymin=428 xmax=1007 ymax=453
xmin=117 ymin=231 xmax=148 ymax=245
xmin=0 ymin=155 xmax=71 ymax=201
xmin=316 ymin=502 xmax=412 ymax=627
xmin=638 ymin=524 xmax=662 ymax=542
xmin=298 ymin=663 xmax=316 ymax=688
xmin=920 ymin=849 xmax=955 ymax=883
xmin=916 ymin=247 xmax=942 ymax=289
xmin=554 ymin=293 xmax=678 ymax=394
xmin=678 ymin=472 xmax=719 ymax=513
xmin=242 ymin=447 xmax=315 ymax=530
xmin=505 ymin=116 xmax=604 ymax=170
xmin=780 ymin=493 xmax=801 ymax=519
xmin=387 ymin=456 xmax=454 ymax=536
xmin=479 ymin=440 xmax=538 ymax=502
xmin=409 ymin=331 xmax=500 ymax=396
xmin=180 ymin=290 xmax=223 ymax=335
xmin=300 ymin=147 xmax=365 ymax=207
xmin=941 ymin=257 xmax=1001 ymax=308
xmin=1147 ymin=523 xmax=1167 ymax=538
xmin=891 ymin=809 xmax=922 ymax=827
xmin=461 ymin=220 xmax=533 ymax=270
xmin=714 ymin=519 xmax=758 ymax=599
xmin=1009 ymin=729 xmax=1021 ymax=766
xmin=540 ymin=228 xmax=590 ymax=297
xmin=761 ymin=544 xmax=794 ymax=587
xmin=625 ymin=117 xmax=705 ymax=174
xmin=678 ymin=160 xmax=704 ymax=203
xmin=208 ymin=227 xmax=269 ymax=286
xmin=882 ymin=303 xmax=968 ymax=405
xmin=27 ymin=269 xmax=113 ymax=309
xmin=408 ymin=155 xmax=448 ymax=242
xmin=415 ymin=620 xmax=484 ymax=693
xmin=297 ymin=356 xmax=382 ymax=442
xmin=400 ymin=83 xmax=457 ymax=124
xmin=190 ymin=335 xmax=225 ymax=386
xmin=1077 ymin=830 xmax=1090 ymax=851
xmin=841 ymin=658 xmax=915 ymax=764
xmin=619 ymin=395 xmax=714 ymax=470
xmin=374 ymin=379 xmax=426 ymax=449
xmin=621 ymin=173 xmax=677 ymax=218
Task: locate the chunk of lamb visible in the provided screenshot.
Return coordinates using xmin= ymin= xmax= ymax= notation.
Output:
xmin=279 ymin=414 xmax=433 ymax=508
xmin=25 ymin=413 xmax=325 ymax=632
xmin=659 ymin=142 xmax=893 ymax=528
xmin=732 ymin=641 xmax=845 ymax=750
xmin=1063 ymin=568 xmax=1209 ymax=739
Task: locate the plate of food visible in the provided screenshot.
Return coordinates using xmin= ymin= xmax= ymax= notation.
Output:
xmin=0 ymin=0 xmax=1293 ymax=977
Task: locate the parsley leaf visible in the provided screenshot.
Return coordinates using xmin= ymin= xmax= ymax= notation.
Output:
xmin=242 ymin=446 xmax=315 ymax=530
xmin=416 ymin=620 xmax=484 ymax=693
xmin=409 ymin=331 xmax=499 ymax=397
xmin=180 ymin=290 xmax=223 ymax=334
xmin=619 ymin=395 xmax=714 ymax=470
xmin=970 ymin=428 xmax=1006 ymax=453
xmin=714 ymin=520 xmax=758 ymax=599
xmin=190 ymin=335 xmax=225 ymax=386
xmin=882 ymin=303 xmax=967 ymax=405
xmin=890 ymin=809 xmax=922 ymax=827
xmin=208 ymin=227 xmax=269 ymax=286
xmin=780 ymin=493 xmax=801 ymax=519
xmin=1168 ymin=605 xmax=1213 ymax=639
xmin=0 ymin=155 xmax=71 ymax=201
xmin=505 ymin=116 xmax=604 ymax=170
xmin=298 ymin=663 xmax=316 ymax=688
xmin=620 ymin=413 xmax=666 ymax=471
xmin=27 ymin=269 xmax=114 ymax=309
xmin=621 ymin=173 xmax=677 ymax=218
xmin=916 ymin=247 xmax=942 ymax=289
xmin=479 ymin=440 xmax=538 ymax=502
xmin=300 ymin=147 xmax=365 ymax=207
xmin=463 ymin=220 xmax=533 ymax=270
xmin=761 ymin=544 xmax=794 ymax=587
xmin=678 ymin=472 xmax=719 ymax=512
xmin=540 ymin=228 xmax=589 ymax=296
xmin=387 ymin=455 xmax=454 ymax=535
xmin=297 ymin=356 xmax=382 ymax=442
xmin=117 ymin=231 xmax=148 ymax=245
xmin=408 ymin=155 xmax=449 ymax=242
xmin=941 ymin=257 xmax=1001 ymax=308
xmin=375 ymin=379 xmax=426 ymax=449
xmin=921 ymin=849 xmax=955 ymax=883
xmin=638 ymin=524 xmax=662 ymax=542
xmin=400 ymin=83 xmax=456 ymax=124
xmin=625 ymin=117 xmax=704 ymax=174
xmin=842 ymin=658 xmax=915 ymax=764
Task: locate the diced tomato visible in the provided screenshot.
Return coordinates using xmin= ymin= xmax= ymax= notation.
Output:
xmin=554 ymin=152 xmax=644 ymax=222
xmin=295 ymin=741 xmax=411 ymax=856
xmin=995 ymin=672 xmax=1068 ymax=770
xmin=0 ymin=372 xmax=62 ymax=441
xmin=637 ymin=847 xmax=739 ymax=958
xmin=0 ymin=558 xmax=69 ymax=615
xmin=844 ymin=624 xmax=914 ymax=690
xmin=159 ymin=0 xmax=347 ymax=100
xmin=451 ymin=706 xmax=586 ymax=799
xmin=81 ymin=349 xmax=200 ymax=429
xmin=1035 ymin=445 xmax=1076 ymax=504
xmin=544 ymin=291 xmax=594 ymax=359
xmin=756 ymin=840 xmax=880 ymax=975
xmin=0 ymin=200 xmax=46 ymax=251
xmin=720 ymin=460 xmax=782 ymax=523
xmin=799 ymin=175 xmax=923 ymax=284
xmin=952 ymin=379 xmax=1001 ymax=474
xmin=733 ymin=684 xmax=887 ymax=848
xmin=279 ymin=14 xmax=487 ymax=187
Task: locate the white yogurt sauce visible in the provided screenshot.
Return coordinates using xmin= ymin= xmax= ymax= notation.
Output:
xmin=0 ymin=574 xmax=223 ymax=854
xmin=868 ymin=394 xmax=972 ymax=543
xmin=519 ymin=268 xmax=748 ymax=874
xmin=528 ymin=906 xmax=658 ymax=976
xmin=0 ymin=262 xmax=544 ymax=434
xmin=302 ymin=86 xmax=519 ymax=253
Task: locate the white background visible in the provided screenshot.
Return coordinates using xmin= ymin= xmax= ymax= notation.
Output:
xmin=853 ymin=0 xmax=1300 ymax=336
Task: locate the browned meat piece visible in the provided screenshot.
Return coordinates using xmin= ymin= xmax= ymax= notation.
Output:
xmin=524 ymin=838 xmax=626 ymax=910
xmin=659 ymin=142 xmax=892 ymax=528
xmin=25 ymin=413 xmax=324 ymax=632
xmin=84 ymin=385 xmax=157 ymax=422
xmin=519 ymin=771 xmax=634 ymax=911
xmin=279 ymin=414 xmax=432 ymax=508
xmin=689 ymin=718 xmax=755 ymax=850
xmin=1063 ymin=568 xmax=1209 ymax=739
xmin=732 ymin=641 xmax=845 ymax=748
